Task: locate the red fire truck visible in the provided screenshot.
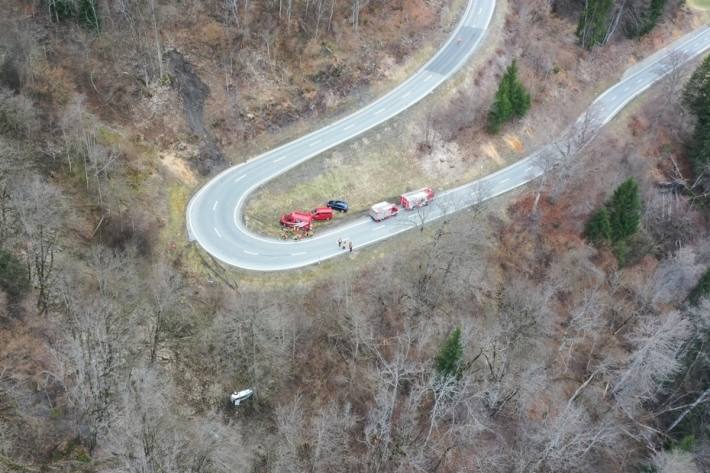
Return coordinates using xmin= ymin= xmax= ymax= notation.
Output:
xmin=400 ymin=187 xmax=435 ymax=209
xmin=280 ymin=211 xmax=313 ymax=231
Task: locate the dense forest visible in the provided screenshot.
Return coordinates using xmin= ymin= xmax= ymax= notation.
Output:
xmin=0 ymin=0 xmax=709 ymax=472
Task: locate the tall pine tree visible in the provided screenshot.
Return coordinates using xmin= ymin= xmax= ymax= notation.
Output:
xmin=584 ymin=179 xmax=642 ymax=265
xmin=584 ymin=207 xmax=612 ymax=244
xmin=608 ymin=178 xmax=641 ymax=242
xmin=487 ymin=60 xmax=530 ymax=134
xmin=683 ymin=55 xmax=710 ymax=118
xmin=436 ymin=328 xmax=463 ymax=378
xmin=508 ymin=60 xmax=531 ymax=118
xmin=487 ymin=86 xmax=512 ymax=133
xmin=683 ymin=55 xmax=710 ymax=175
xmin=638 ymin=0 xmax=666 ymax=36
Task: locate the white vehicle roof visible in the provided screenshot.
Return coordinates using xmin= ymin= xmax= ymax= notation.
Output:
xmin=371 ymin=201 xmax=395 ymax=211
xmin=402 ymin=190 xmax=428 ymax=200
xmin=232 ymin=388 xmax=254 ymax=399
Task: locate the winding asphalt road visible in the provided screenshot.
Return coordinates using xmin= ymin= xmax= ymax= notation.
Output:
xmin=186 ymin=10 xmax=710 ymax=270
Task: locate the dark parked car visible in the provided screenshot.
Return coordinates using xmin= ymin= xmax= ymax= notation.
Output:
xmin=327 ymin=200 xmax=349 ymax=213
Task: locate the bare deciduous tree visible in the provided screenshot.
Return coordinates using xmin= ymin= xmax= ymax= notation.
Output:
xmin=612 ymin=311 xmax=692 ymax=413
xmin=272 ymin=394 xmax=307 ymax=473
xmin=108 ymin=366 xmax=250 ymax=473
xmin=58 ymin=290 xmax=125 ymax=451
xmin=520 ymin=402 xmax=621 ymax=473
xmin=659 ymin=50 xmax=690 ymax=109
xmin=364 ymin=333 xmax=421 ymax=473
xmin=11 ymin=175 xmax=65 ymax=313
xmin=147 ymin=262 xmax=191 ymax=364
xmin=531 ymin=108 xmax=600 ymax=215
xmin=311 ymin=401 xmax=355 ymax=472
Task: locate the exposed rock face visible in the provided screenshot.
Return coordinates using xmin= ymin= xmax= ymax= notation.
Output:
xmin=165 ymin=50 xmax=226 ymax=176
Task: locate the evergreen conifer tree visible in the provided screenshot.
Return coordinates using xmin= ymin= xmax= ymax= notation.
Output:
xmin=487 ymin=60 xmax=530 ymax=133
xmin=508 ymin=61 xmax=531 ymax=117
xmin=682 ymin=55 xmax=710 ymax=116
xmin=639 ymin=0 xmax=666 ymax=36
xmin=608 ymin=178 xmax=641 ymax=242
xmin=584 ymin=207 xmax=612 ymax=244
xmin=683 ymin=56 xmax=710 ymax=174
xmin=436 ymin=328 xmax=463 ymax=378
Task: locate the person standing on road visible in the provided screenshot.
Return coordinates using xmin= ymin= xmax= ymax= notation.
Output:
xmin=338 ymin=238 xmax=342 ymax=248
xmin=348 ymin=241 xmax=353 ymax=253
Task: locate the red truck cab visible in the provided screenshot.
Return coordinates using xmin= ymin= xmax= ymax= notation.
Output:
xmin=280 ymin=211 xmax=313 ymax=230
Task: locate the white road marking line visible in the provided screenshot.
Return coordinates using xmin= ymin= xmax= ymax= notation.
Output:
xmin=636 ymin=78 xmax=644 ymax=84
xmin=234 ymin=175 xmax=245 ymax=183
xmin=423 ymin=74 xmax=432 ymax=82
xmin=373 ymin=225 xmax=387 ymax=231
xmin=214 ymin=228 xmax=222 ymax=238
xmin=609 ymin=95 xmax=617 ymax=101
xmin=243 ymin=250 xmax=259 ymax=255
xmin=291 ymin=251 xmax=306 ymax=256
xmin=343 ymin=124 xmax=355 ymax=131
xmin=478 ymin=7 xmax=482 ymax=14
xmin=500 ymin=177 xmax=511 ymax=184
xmin=308 ymin=139 xmax=322 ymax=147
xmin=273 ymin=155 xmax=287 ymax=163
xmin=212 ymin=201 xmax=218 ymax=211
xmin=402 ymin=91 xmax=412 ymax=98
xmin=375 ymin=108 xmax=387 ymax=115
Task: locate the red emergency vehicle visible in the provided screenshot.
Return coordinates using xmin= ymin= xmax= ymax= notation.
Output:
xmin=400 ymin=187 xmax=435 ymax=209
xmin=369 ymin=202 xmax=399 ymax=221
xmin=311 ymin=207 xmax=334 ymax=221
xmin=280 ymin=211 xmax=313 ymax=231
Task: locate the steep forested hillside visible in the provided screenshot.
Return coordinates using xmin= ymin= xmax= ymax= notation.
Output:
xmin=0 ymin=1 xmax=709 ymax=472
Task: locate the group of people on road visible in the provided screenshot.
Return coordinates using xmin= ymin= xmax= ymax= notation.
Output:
xmin=338 ymin=238 xmax=353 ymax=253
xmin=281 ymin=228 xmax=313 ymax=240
